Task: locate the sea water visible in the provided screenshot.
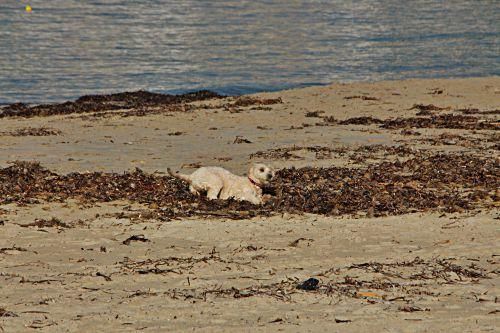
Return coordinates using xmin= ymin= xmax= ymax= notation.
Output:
xmin=0 ymin=0 xmax=498 ymax=104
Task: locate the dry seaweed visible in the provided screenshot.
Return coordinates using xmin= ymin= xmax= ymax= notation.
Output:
xmin=333 ymin=113 xmax=498 ymax=131
xmin=233 ymin=136 xmax=252 ymax=144
xmin=0 ymin=127 xmax=62 ymax=137
xmin=0 ymin=152 xmax=497 ymax=220
xmin=250 ymin=147 xmax=303 ymax=160
xmin=400 ymin=129 xmax=421 ymax=136
xmin=0 ymin=90 xmax=223 ymax=118
xmin=456 ymin=108 xmax=500 ymax=115
xmin=412 ymin=132 xmax=497 ymax=149
xmin=0 ymin=308 xmax=18 ymax=317
xmin=122 ymin=234 xmax=150 ymax=245
xmin=167 ymin=131 xmax=184 ymax=136
xmin=344 ymin=95 xmax=380 ymax=101
xmin=381 ymin=114 xmax=499 ymax=130
xmin=21 ymin=217 xmax=70 ymax=228
xmin=250 ymin=144 xmax=412 ymax=162
xmin=0 ymin=246 xmax=28 ymax=254
xmin=338 ymin=117 xmax=385 ymax=125
xmin=231 ymin=96 xmax=282 ymax=107
xmin=427 ymin=88 xmax=444 ymax=95
xmin=305 ymin=111 xmax=324 ymax=117
xmin=322 ymin=116 xmax=338 ymax=124
xmin=410 ymin=104 xmax=450 ymax=112
xmin=96 ymin=272 xmax=112 ymax=281
xmin=250 ymin=145 xmax=348 ymax=160
xmin=147 ymin=257 xmax=492 ymax=303
xmin=120 ymin=251 xmax=250 ymax=275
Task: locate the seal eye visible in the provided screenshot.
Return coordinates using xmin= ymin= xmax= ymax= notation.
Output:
xmin=259 ymin=168 xmax=265 ymax=172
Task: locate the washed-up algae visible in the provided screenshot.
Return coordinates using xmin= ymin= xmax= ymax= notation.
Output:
xmin=120 ymin=256 xmax=492 ymax=303
xmin=0 ymin=127 xmax=62 ymax=136
xmin=0 ymin=91 xmax=284 ymax=119
xmin=322 ymin=114 xmax=499 ymax=130
xmin=1 ymin=153 xmax=498 ymax=220
xmin=0 ymin=90 xmax=223 ymax=118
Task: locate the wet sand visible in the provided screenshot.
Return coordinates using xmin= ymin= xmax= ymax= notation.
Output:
xmin=0 ymin=77 xmax=499 ymax=332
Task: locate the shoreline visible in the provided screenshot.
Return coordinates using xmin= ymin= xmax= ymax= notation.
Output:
xmin=1 ymin=75 xmax=498 ymax=107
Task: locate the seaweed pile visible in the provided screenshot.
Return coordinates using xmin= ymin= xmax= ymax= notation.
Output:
xmin=344 ymin=95 xmax=380 ymax=101
xmin=1 ymin=153 xmax=497 ymax=220
xmin=0 ymin=90 xmax=223 ymax=118
xmin=250 ymin=145 xmax=345 ymax=160
xmin=338 ymin=116 xmax=384 ymax=125
xmin=250 ymin=144 xmax=415 ymax=161
xmin=380 ymin=114 xmax=499 ymax=130
xmin=322 ymin=114 xmax=499 ymax=130
xmin=231 ymin=96 xmax=282 ymax=107
xmin=273 ymin=154 xmax=498 ymax=216
xmin=410 ymin=132 xmax=500 ymax=149
xmin=196 ymin=96 xmax=283 ymax=114
xmin=0 ymin=127 xmax=62 ymax=136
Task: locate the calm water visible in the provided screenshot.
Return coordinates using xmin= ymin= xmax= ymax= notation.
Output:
xmin=0 ymin=1 xmax=498 ymax=104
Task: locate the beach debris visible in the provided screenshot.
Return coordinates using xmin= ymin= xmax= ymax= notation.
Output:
xmin=20 ymin=217 xmax=70 ymax=228
xmin=409 ymin=103 xmax=450 ymax=116
xmin=0 ymin=246 xmax=28 ymax=255
xmin=332 ymin=114 xmax=498 ymax=130
xmin=344 ymin=95 xmax=380 ymax=101
xmin=296 ymin=278 xmax=320 ymax=291
xmin=96 ymin=272 xmax=112 ymax=281
xmin=335 ymin=318 xmax=352 ymax=323
xmin=398 ymin=305 xmax=428 ymax=312
xmin=0 ymin=90 xmax=223 ymax=118
xmin=231 ymin=96 xmax=282 ymax=107
xmin=269 ymin=318 xmax=283 ymax=323
xmin=400 ymin=129 xmax=421 ymax=136
xmin=410 ymin=104 xmax=449 ymax=112
xmin=428 ymin=88 xmax=444 ymax=95
xmin=0 ymin=152 xmax=497 ymax=220
xmin=0 ymin=127 xmax=62 ymax=137
xmin=456 ymin=108 xmax=500 ymax=115
xmin=381 ymin=114 xmax=499 ymax=130
xmin=250 ymin=145 xmax=343 ymax=160
xmin=305 ymin=111 xmax=324 ymax=117
xmin=122 ymin=235 xmax=150 ymax=245
xmin=233 ymin=136 xmax=252 ymax=144
xmin=196 ymin=96 xmax=282 ymax=113
xmin=181 ymin=162 xmax=202 ymax=169
xmin=122 ymin=256 xmax=492 ymax=304
xmin=250 ymin=144 xmax=413 ymax=162
xmin=26 ymin=319 xmax=57 ymax=329
xmin=0 ymin=307 xmax=18 ymax=317
xmin=321 ymin=116 xmax=338 ymax=123
xmin=338 ymin=117 xmax=384 ymax=125
xmin=356 ymin=291 xmax=382 ymax=298
xmin=214 ymin=157 xmax=232 ymax=162
xmin=289 ymin=238 xmax=314 ymax=247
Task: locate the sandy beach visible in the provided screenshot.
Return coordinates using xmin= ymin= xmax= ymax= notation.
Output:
xmin=0 ymin=77 xmax=499 ymax=332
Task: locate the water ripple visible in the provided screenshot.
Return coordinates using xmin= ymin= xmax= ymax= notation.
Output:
xmin=0 ymin=0 xmax=498 ymax=104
